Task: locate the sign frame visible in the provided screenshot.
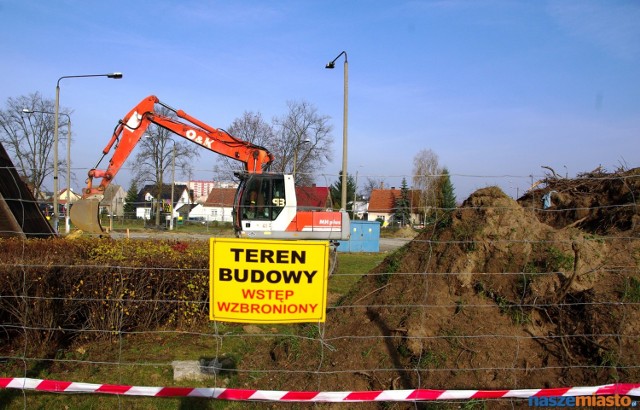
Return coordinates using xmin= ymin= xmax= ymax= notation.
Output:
xmin=209 ymin=238 xmax=329 ymax=324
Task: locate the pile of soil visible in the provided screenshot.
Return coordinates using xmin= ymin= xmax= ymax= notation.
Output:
xmin=243 ymin=168 xmax=639 ymax=399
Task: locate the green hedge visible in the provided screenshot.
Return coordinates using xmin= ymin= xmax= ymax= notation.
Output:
xmin=0 ymin=238 xmax=210 ymax=350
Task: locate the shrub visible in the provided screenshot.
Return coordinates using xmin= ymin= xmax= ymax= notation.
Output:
xmin=0 ymin=237 xmax=210 ymax=351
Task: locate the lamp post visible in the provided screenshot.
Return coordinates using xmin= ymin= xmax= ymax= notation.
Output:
xmin=169 ymin=139 xmax=176 ymax=230
xmin=292 ymin=138 xmax=311 ymax=179
xmin=23 ymin=109 xmax=72 ymax=233
xmin=325 ymin=51 xmax=348 ymax=211
xmin=53 ymin=72 xmax=123 ymax=232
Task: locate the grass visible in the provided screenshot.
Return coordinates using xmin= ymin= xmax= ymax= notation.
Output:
xmin=60 ymin=216 xmax=236 ymax=236
xmin=330 ymin=252 xmax=387 ymax=295
xmin=0 ymin=249 xmax=386 ymax=409
xmin=411 ymin=350 xmax=446 ymax=369
xmin=622 ymin=276 xmax=640 ymax=303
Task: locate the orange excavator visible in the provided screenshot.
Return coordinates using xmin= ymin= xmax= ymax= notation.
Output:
xmin=70 ymin=95 xmax=350 ymax=241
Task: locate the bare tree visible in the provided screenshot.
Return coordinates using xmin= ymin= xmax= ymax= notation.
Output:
xmin=132 ymin=106 xmax=201 ymax=226
xmin=216 ymin=111 xmax=275 ymax=180
xmin=220 ymin=101 xmax=334 ymax=187
xmin=363 ymin=177 xmax=385 ymax=200
xmin=412 ymin=148 xmax=441 ymax=224
xmin=0 ymin=92 xmax=70 ymax=200
xmin=272 ymin=100 xmax=334 ymax=186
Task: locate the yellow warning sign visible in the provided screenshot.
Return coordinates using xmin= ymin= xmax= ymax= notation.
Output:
xmin=209 ymin=238 xmax=329 ymax=323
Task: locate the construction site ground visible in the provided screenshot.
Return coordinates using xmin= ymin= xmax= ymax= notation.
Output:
xmin=0 ymin=167 xmax=638 ymax=409
xmin=238 ymin=167 xmax=640 ymax=401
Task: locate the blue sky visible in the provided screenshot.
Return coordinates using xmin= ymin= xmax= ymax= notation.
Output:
xmin=1 ymin=0 xmax=639 ymax=200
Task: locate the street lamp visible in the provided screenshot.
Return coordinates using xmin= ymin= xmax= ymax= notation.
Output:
xmin=292 ymin=138 xmax=311 ymax=179
xmin=169 ymin=139 xmax=177 ymax=231
xmin=22 ymin=108 xmax=72 ymax=233
xmin=53 ymin=72 xmax=123 ymax=232
xmin=325 ymin=51 xmax=348 ymax=211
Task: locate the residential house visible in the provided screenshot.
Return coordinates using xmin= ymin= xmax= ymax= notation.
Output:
xmin=367 ymin=188 xmax=420 ymax=227
xmin=186 ymin=180 xmax=238 ymax=203
xmin=190 ymin=188 xmax=236 ymax=222
xmin=135 ymin=184 xmax=190 ymax=220
xmin=57 ymin=188 xmax=82 ymax=215
xmin=351 ymin=198 xmax=369 ymax=219
xmin=295 ymin=185 xmax=332 ymax=209
xmin=56 ymin=188 xmax=81 ymax=204
xmin=98 ymin=185 xmax=126 ymax=217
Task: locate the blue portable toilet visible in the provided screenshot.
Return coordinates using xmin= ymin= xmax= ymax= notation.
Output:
xmin=336 ymin=220 xmax=380 ymax=252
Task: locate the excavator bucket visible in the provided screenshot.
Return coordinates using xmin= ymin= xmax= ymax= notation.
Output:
xmin=69 ymin=199 xmax=104 ymax=234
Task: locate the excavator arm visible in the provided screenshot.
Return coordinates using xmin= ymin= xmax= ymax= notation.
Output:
xmin=71 ymin=95 xmax=274 ymax=233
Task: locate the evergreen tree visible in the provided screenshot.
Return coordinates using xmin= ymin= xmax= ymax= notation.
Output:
xmin=329 ymin=171 xmax=355 ymax=212
xmin=393 ymin=178 xmax=412 ymax=227
xmin=438 ymin=168 xmax=456 ymax=227
xmin=123 ymin=180 xmax=139 ymax=219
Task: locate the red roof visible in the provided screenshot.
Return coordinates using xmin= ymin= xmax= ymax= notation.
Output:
xmin=204 ymin=188 xmax=236 ymax=207
xmin=368 ymin=189 xmax=421 ymax=213
xmin=295 ymin=186 xmax=331 ymax=208
xmin=368 ymin=189 xmax=400 ymax=213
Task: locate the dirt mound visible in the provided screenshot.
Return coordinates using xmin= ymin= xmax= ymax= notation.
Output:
xmin=251 ymin=169 xmax=639 ymax=399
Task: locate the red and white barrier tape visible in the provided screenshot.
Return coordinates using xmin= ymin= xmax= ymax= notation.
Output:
xmin=1 ymin=378 xmax=639 ymax=402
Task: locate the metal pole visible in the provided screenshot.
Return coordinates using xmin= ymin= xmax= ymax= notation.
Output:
xmin=54 ymin=72 xmax=122 ymax=233
xmin=170 ymin=142 xmax=176 ymax=230
xmin=53 ymin=83 xmax=60 ymax=233
xmin=23 ymin=108 xmax=68 ymax=233
xmin=325 ymin=51 xmax=349 ymax=211
xmin=341 ymin=56 xmax=348 ymax=212
xmin=65 ymin=118 xmax=71 ymax=233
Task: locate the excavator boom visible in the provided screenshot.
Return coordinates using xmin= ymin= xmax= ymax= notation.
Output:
xmin=82 ymin=96 xmax=273 ymax=197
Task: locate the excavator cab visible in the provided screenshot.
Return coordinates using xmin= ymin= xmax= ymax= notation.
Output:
xmin=233 ymin=172 xmax=350 ymax=241
xmin=233 ymin=173 xmax=291 ymax=237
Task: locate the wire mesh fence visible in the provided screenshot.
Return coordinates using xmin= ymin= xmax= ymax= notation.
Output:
xmin=0 ymin=166 xmax=639 ymax=408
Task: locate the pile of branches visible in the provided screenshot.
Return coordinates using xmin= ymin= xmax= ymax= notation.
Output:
xmin=518 ymin=167 xmax=640 ymax=233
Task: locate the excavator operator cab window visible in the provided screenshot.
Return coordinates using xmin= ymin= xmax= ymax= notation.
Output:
xmin=271 ymin=177 xmax=286 ymax=217
xmin=240 ymin=175 xmax=286 ymax=222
